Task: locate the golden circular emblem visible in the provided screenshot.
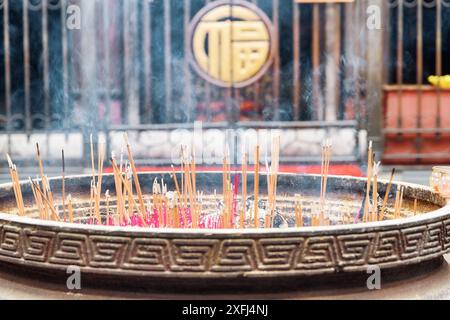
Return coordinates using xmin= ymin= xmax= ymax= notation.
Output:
xmin=189 ymin=0 xmax=274 ymax=88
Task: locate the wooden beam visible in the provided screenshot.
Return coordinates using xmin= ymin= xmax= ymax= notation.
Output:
xmin=366 ymin=0 xmax=386 ymax=155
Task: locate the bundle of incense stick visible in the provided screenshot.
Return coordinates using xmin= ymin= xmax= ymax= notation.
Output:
xmin=61 ymin=150 xmax=66 ymax=221
xmin=93 ymin=138 xmax=106 ymax=223
xmin=393 ymin=185 xmax=405 ymax=219
xmin=36 ymin=143 xmax=50 ymax=219
xmin=5 ymin=135 xmax=412 ymax=229
xmin=222 ymin=145 xmax=232 ymax=228
xmin=239 ymin=142 xmax=248 ymax=228
xmin=180 ymin=145 xmax=200 ymax=228
xmin=379 ymin=168 xmax=395 ymax=221
xmin=370 ymin=161 xmax=381 ymax=222
xmin=363 ymin=141 xmax=373 ymax=222
xmin=294 ymin=194 xmax=303 ymax=227
xmin=6 ymin=154 xmax=25 ymax=216
xmin=253 ymin=144 xmax=260 ymax=228
xmin=67 ymin=194 xmax=74 ymax=223
xmin=266 ymin=135 xmax=280 ymax=228
xmin=319 ymin=139 xmax=332 ymax=225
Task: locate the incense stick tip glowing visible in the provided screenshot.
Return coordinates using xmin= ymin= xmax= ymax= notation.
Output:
xmin=6 ymin=153 xmax=13 ymax=168
xmin=123 ymin=132 xmax=129 ymax=146
xmin=373 ymin=161 xmax=381 ymax=176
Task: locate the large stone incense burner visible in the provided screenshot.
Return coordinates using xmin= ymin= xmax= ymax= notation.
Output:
xmin=0 ymin=172 xmax=449 ymax=290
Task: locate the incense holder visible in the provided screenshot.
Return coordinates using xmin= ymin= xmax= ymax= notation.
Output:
xmin=0 ymin=172 xmax=449 ymax=290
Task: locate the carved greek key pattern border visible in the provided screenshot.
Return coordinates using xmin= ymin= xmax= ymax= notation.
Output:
xmin=0 ymin=218 xmax=450 ymax=276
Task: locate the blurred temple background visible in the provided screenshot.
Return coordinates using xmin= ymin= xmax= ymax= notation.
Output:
xmin=0 ymin=0 xmax=449 ymax=183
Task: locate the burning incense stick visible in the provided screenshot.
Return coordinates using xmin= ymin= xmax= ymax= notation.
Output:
xmin=398 ymin=186 xmax=404 ymax=219
xmin=169 ymin=196 xmax=177 ymax=228
xmin=393 ymin=187 xmax=400 ymax=219
xmin=268 ymin=135 xmax=280 ymax=227
xmin=319 ymin=140 xmax=332 ymax=225
xmin=6 ymin=154 xmax=25 ymax=216
xmin=123 ymin=133 xmax=147 ymax=223
xmin=232 ymin=172 xmax=239 ymax=227
xmin=89 ymin=135 xmax=98 ymax=219
xmin=180 ymin=146 xmax=191 ymax=215
xmin=105 ymin=190 xmax=110 ymax=224
xmin=89 ymin=179 xmax=95 ymax=217
xmin=190 ymin=154 xmax=199 ymax=227
xmin=265 ymin=158 xmax=271 ymax=228
xmin=171 ymin=165 xmax=181 ymax=195
xmin=111 ymin=156 xmax=147 ymax=225
xmin=67 ymin=194 xmax=73 ymax=223
xmin=33 ymin=177 xmax=46 ymax=219
xmin=90 ymin=134 xmax=96 ymax=184
xmin=111 ymin=152 xmax=126 ymax=223
xmin=191 ymin=152 xmax=197 ymax=196
xmin=181 ymin=148 xmax=197 ymax=228
xmin=93 ymin=140 xmax=105 ymax=223
xmin=36 ymin=143 xmax=49 ymax=218
xmin=240 ymin=145 xmax=248 ymax=228
xmin=118 ymin=143 xmax=124 ymax=173
xmin=125 ymin=167 xmax=135 ymax=221
xmin=46 ymin=180 xmax=56 ymax=215
xmin=31 ymin=180 xmax=60 ymax=221
xmin=170 ymin=165 xmax=185 ymax=227
xmin=295 ymin=194 xmax=303 ymax=227
xmin=222 ymin=146 xmax=230 ymax=228
xmin=29 ymin=177 xmax=44 ymax=219
xmin=152 ymin=179 xmax=159 ymax=225
xmin=363 ymin=141 xmax=373 ymax=222
xmin=380 ymin=168 xmax=395 ymax=221
xmin=413 ymin=198 xmax=418 ymax=215
xmin=371 ymin=161 xmax=381 ymax=222
xmin=253 ymin=145 xmax=260 ymax=228
xmin=61 ymin=150 xmax=66 ymax=221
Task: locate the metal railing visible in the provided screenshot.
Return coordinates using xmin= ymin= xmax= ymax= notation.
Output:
xmin=383 ymin=0 xmax=450 ymax=163
xmin=0 ymin=0 xmax=368 ymax=162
